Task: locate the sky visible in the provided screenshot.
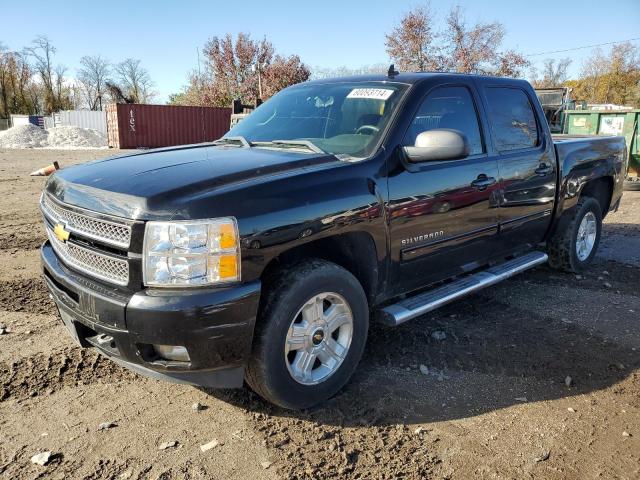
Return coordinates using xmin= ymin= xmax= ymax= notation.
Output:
xmin=2 ymin=0 xmax=639 ymax=103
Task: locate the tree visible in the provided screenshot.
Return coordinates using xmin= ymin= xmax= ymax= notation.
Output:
xmin=0 ymin=44 xmax=39 ymax=117
xmin=171 ymin=33 xmax=310 ymax=108
xmin=114 ymin=58 xmax=154 ymax=104
xmin=24 ymin=35 xmax=73 ymax=113
xmin=385 ymin=5 xmax=529 ymax=77
xmin=261 ymin=54 xmax=310 ymax=98
xmin=385 ymin=4 xmax=442 ymax=72
xmin=77 ymin=55 xmax=111 ymax=110
xmin=531 ymin=58 xmax=572 ymax=87
xmin=566 ymin=42 xmax=640 ymax=107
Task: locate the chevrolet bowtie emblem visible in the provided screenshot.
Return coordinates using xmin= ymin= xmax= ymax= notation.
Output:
xmin=54 ymin=223 xmax=70 ymax=242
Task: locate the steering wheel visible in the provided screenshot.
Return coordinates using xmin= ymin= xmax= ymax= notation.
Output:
xmin=355 ymin=124 xmax=380 ymax=135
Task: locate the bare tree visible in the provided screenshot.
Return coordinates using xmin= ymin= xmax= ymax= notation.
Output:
xmin=531 ymin=58 xmax=572 ymax=87
xmin=114 ymin=58 xmax=154 ymax=104
xmin=25 ymin=35 xmax=59 ymax=112
xmin=385 ymin=4 xmax=442 ymax=72
xmin=77 ymin=55 xmax=111 ymax=110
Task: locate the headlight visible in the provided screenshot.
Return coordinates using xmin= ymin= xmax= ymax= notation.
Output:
xmin=143 ymin=218 xmax=240 ymax=287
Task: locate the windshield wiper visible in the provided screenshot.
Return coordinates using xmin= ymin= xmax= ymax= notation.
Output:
xmin=256 ymin=139 xmax=326 ymax=154
xmin=212 ymin=136 xmax=252 ymax=148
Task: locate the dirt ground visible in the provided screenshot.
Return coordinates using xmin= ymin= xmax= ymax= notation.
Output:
xmin=0 ymin=148 xmax=638 ymax=480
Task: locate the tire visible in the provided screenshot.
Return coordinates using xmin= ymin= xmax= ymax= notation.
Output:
xmin=245 ymin=259 xmax=369 ymax=409
xmin=548 ymin=196 xmax=602 ymax=273
xmin=624 ymin=178 xmax=640 ymax=191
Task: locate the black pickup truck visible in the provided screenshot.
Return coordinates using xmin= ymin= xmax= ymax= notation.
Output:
xmin=40 ymin=72 xmax=627 ymax=409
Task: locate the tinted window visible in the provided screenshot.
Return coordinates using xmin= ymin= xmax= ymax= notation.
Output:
xmin=485 ymin=87 xmax=539 ymax=151
xmin=403 ymin=86 xmax=483 ymax=156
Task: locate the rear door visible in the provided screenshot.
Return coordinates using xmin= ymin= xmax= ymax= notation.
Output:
xmin=387 ymin=83 xmax=500 ymax=295
xmin=479 ymin=84 xmax=556 ymax=255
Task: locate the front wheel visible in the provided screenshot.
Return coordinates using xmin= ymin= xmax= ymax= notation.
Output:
xmin=245 ymin=259 xmax=369 ymax=409
xmin=548 ymin=196 xmax=602 ymax=272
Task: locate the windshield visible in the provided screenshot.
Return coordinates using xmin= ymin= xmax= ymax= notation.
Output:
xmin=225 ymin=81 xmax=409 ymax=159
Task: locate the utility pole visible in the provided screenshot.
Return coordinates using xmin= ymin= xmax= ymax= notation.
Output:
xmin=252 ymin=63 xmax=263 ymax=100
xmin=196 ymin=46 xmax=203 ymax=104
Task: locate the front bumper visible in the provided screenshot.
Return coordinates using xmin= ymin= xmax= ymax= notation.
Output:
xmin=41 ymin=241 xmax=260 ymax=388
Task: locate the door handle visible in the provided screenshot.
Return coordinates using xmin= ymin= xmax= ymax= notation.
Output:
xmin=471 ymin=174 xmax=496 ymax=191
xmin=535 ymin=163 xmax=552 ymax=176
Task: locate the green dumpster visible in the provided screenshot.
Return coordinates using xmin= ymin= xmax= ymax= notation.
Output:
xmin=564 ymin=109 xmax=640 ymax=188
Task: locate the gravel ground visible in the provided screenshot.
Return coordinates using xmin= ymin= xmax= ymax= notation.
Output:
xmin=0 ymin=148 xmax=638 ymax=479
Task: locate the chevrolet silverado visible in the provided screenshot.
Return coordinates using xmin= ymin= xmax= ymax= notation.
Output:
xmin=41 ymin=71 xmax=627 ymax=409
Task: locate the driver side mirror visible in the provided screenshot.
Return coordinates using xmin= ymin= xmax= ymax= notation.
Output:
xmin=403 ymin=129 xmax=469 ymax=163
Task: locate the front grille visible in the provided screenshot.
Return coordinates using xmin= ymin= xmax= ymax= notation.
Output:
xmin=46 ymin=225 xmax=129 ymax=286
xmin=41 ymin=193 xmax=132 ymax=249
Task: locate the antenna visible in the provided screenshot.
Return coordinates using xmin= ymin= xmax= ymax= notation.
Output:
xmin=387 ymin=64 xmax=399 ymax=78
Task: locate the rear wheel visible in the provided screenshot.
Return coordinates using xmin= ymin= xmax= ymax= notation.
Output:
xmin=246 ymin=259 xmax=368 ymax=409
xmin=624 ymin=177 xmax=640 ymax=191
xmin=548 ymin=196 xmax=602 ymax=272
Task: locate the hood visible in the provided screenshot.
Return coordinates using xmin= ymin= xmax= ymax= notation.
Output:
xmin=45 ymin=144 xmax=338 ymax=220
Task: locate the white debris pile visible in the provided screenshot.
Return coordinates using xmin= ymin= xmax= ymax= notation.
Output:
xmin=0 ymin=124 xmax=108 ymax=149
xmin=0 ymin=124 xmax=48 ymax=148
xmin=46 ymin=126 xmax=108 ymax=149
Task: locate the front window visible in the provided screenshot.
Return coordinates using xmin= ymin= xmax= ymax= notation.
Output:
xmin=225 ymin=82 xmax=409 ymax=159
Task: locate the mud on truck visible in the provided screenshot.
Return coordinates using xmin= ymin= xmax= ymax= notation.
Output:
xmin=41 ymin=70 xmax=627 ymax=409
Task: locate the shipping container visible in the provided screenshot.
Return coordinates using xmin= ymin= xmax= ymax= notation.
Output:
xmin=564 ymin=109 xmax=639 ymax=176
xmin=53 ymin=110 xmax=107 ymax=134
xmin=10 ymin=114 xmax=44 ymax=128
xmin=106 ymin=104 xmax=231 ymax=149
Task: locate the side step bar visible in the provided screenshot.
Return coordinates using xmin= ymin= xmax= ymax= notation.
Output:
xmin=379 ymin=251 xmax=548 ymax=327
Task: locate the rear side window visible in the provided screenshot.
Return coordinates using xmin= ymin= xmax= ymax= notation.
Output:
xmin=403 ymin=86 xmax=484 ymax=156
xmin=485 ymin=87 xmax=539 ymax=151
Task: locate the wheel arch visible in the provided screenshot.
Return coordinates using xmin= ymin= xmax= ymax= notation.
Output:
xmin=579 ymin=175 xmax=614 ymax=218
xmin=260 ymin=231 xmax=380 ymax=304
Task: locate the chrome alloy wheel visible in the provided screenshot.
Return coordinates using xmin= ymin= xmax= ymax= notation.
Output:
xmin=576 ymin=211 xmax=597 ymax=261
xmin=285 ymin=292 xmax=354 ymax=385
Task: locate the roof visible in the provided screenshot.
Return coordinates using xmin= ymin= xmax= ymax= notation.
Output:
xmin=303 ymin=71 xmax=529 ymax=86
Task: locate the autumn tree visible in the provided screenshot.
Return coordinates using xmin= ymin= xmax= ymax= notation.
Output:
xmin=566 ymin=42 xmax=640 ymax=107
xmin=0 ymin=44 xmax=40 ymax=117
xmin=385 ymin=5 xmax=442 ymax=72
xmin=385 ymin=5 xmax=529 ymax=77
xmin=77 ymin=55 xmax=111 ymax=110
xmin=171 ymin=33 xmax=310 ymax=108
xmin=114 ymin=58 xmax=154 ymax=104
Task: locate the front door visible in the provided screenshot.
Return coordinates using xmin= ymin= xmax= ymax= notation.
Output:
xmin=388 ymin=84 xmax=500 ymax=295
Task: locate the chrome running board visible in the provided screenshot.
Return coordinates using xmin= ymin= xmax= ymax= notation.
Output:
xmin=379 ymin=251 xmax=548 ymax=326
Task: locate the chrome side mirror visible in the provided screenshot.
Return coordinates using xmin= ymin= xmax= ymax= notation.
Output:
xmin=403 ymin=129 xmax=470 ymax=162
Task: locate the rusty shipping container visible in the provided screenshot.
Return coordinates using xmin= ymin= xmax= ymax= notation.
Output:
xmin=106 ymin=104 xmax=231 ymax=149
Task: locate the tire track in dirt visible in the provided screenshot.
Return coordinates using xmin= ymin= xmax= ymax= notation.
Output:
xmin=0 ymin=347 xmax=138 ymax=402
xmin=0 ymin=231 xmax=45 ymax=252
xmin=211 ymin=389 xmax=438 ymax=480
xmin=0 ymin=278 xmax=55 ymax=315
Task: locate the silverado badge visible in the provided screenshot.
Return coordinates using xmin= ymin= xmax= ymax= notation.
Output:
xmin=54 ymin=223 xmax=70 ymax=242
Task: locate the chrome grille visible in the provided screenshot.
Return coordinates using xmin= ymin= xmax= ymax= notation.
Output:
xmin=46 ymin=226 xmax=129 ymax=286
xmin=41 ymin=194 xmax=131 ymax=249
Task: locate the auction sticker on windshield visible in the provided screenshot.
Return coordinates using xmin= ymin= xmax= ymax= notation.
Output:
xmin=347 ymin=88 xmax=394 ymax=100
